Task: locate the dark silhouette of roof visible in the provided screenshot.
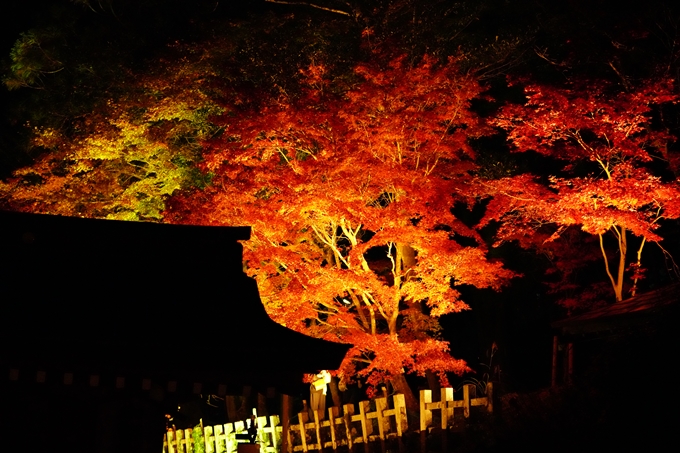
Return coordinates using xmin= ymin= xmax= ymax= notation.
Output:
xmin=0 ymin=210 xmax=350 ymax=390
xmin=551 ymin=282 xmax=680 ymax=335
xmin=1 ymin=210 xmax=351 ymax=453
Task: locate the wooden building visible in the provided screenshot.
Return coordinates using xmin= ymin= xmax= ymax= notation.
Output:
xmin=0 ymin=210 xmax=350 ymax=453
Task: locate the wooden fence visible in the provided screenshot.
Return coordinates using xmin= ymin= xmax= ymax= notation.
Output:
xmin=420 ymin=383 xmax=493 ymax=432
xmin=163 ymin=385 xmax=492 ymax=453
xmin=288 ymin=394 xmax=407 ymax=452
xmin=163 ymin=416 xmax=282 ymax=453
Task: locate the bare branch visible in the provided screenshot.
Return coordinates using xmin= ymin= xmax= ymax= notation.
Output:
xmin=265 ymin=0 xmax=351 ymax=16
xmin=599 ymin=232 xmax=618 ymax=298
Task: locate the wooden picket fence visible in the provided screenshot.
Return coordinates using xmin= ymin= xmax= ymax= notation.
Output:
xmin=288 ymin=395 xmax=407 ymax=452
xmin=163 ymin=384 xmax=492 ymax=453
xmin=163 ymin=416 xmax=282 ymax=453
xmin=420 ymin=383 xmax=494 ymax=431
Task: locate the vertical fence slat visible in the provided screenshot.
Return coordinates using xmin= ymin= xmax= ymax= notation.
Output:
xmin=204 ymin=425 xmax=214 ymax=453
xmin=164 ymin=431 xmax=173 ymax=453
xmin=463 ymin=384 xmax=471 ymax=418
xmin=264 ymin=415 xmax=280 ymax=453
xmin=486 ymin=383 xmax=494 ymax=413
xmin=213 ymin=425 xmax=226 ymax=453
xmin=343 ymin=403 xmax=355 ymax=451
xmin=179 ymin=429 xmax=190 ymax=453
xmin=393 ymin=394 xmax=408 ymax=437
xmin=357 ymin=400 xmax=372 ymax=444
xmin=327 ymin=406 xmax=339 ymax=450
xmin=375 ymin=397 xmax=389 ymax=441
xmin=226 ymin=423 xmax=236 ymax=453
xmin=311 ymin=409 xmax=322 ymax=451
xmin=297 ymin=412 xmax=308 ymax=452
xmin=419 ymin=390 xmax=432 ymax=432
xmin=440 ymin=388 xmax=453 ymax=429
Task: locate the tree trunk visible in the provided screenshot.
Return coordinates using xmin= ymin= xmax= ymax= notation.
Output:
xmin=389 ymin=243 xmax=417 ymax=333
xmin=257 ymin=392 xmax=268 ymax=417
xmin=329 ymin=376 xmax=342 ymax=408
xmin=397 ymin=243 xmax=417 ymax=277
xmin=281 ymin=394 xmax=291 ymax=453
xmin=225 ymin=396 xmax=238 ymax=423
xmin=425 ymin=370 xmax=441 ymax=396
xmin=599 ymin=227 xmax=627 ymax=302
xmin=389 ymin=373 xmax=419 ymax=429
xmin=631 ymin=237 xmax=646 ymax=297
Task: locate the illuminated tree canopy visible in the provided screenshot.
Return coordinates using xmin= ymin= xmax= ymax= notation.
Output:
xmin=2 ymin=0 xmax=680 ymax=405
xmin=166 ymin=54 xmax=517 ymax=402
xmin=476 ymin=80 xmax=680 ymax=308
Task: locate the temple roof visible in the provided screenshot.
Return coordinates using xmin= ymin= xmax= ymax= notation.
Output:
xmin=1 ymin=210 xmax=350 ymax=394
xmin=551 ymin=281 xmax=680 ymax=335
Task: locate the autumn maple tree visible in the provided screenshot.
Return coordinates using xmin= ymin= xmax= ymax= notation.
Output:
xmin=477 ymin=79 xmax=680 ymax=307
xmin=166 ymin=54 xmax=515 ymax=408
xmin=10 ymin=0 xmax=680 ymax=406
xmin=0 ymin=16 xmax=519 ymax=410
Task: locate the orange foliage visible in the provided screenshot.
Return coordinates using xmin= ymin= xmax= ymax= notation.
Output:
xmin=167 ymin=56 xmax=515 ymax=391
xmin=479 ymin=79 xmax=680 ymax=305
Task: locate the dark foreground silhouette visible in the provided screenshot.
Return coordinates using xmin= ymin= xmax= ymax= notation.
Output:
xmin=0 ymin=210 xmax=350 ymax=453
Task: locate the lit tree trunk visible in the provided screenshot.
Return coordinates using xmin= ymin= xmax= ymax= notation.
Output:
xmin=389 ymin=372 xmax=419 ymax=423
xmin=398 ymin=243 xmax=416 ymax=279
xmin=329 ymin=376 xmax=342 ymax=408
xmin=425 ymin=370 xmax=441 ymax=395
xmin=599 ymin=226 xmax=627 ymax=302
xmin=630 ymin=237 xmax=646 ymax=297
xmin=387 ymin=243 xmax=419 ymax=416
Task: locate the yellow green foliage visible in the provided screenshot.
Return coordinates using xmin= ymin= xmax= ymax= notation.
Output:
xmin=0 ymin=74 xmax=221 ymax=220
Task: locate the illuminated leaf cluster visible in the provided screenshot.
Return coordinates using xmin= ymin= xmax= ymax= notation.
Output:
xmin=1 ymin=62 xmax=221 ymax=220
xmin=168 ymin=55 xmax=515 ymax=391
xmin=478 ymin=80 xmax=680 ymax=305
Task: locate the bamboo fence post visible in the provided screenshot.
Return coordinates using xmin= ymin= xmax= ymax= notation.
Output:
xmin=392 ymin=394 xmax=407 ymax=453
xmin=225 ymin=423 xmax=236 ymax=453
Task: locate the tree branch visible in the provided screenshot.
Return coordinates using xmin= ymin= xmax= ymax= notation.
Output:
xmin=599 ymin=232 xmax=618 ymax=299
xmin=264 ymin=0 xmax=351 ymax=16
